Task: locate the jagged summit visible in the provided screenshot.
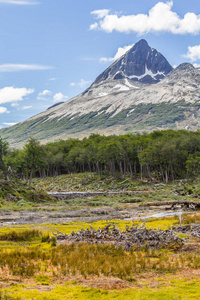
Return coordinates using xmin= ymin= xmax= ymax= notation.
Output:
xmin=93 ymin=39 xmax=173 ymax=85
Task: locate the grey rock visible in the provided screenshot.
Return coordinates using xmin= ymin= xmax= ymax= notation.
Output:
xmin=93 ymin=39 xmax=173 ymax=85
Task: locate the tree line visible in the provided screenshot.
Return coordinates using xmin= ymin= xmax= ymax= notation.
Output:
xmin=1 ymin=129 xmax=200 ymax=184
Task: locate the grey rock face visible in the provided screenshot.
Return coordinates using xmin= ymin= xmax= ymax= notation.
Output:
xmin=93 ymin=39 xmax=173 ymax=85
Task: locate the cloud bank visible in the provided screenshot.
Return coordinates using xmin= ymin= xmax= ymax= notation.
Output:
xmin=0 ymin=64 xmax=52 ymax=72
xmin=90 ymin=1 xmax=200 ymax=35
xmin=0 ymin=107 xmax=9 ymax=114
xmin=0 ymin=87 xmax=34 ymax=105
xmin=184 ymin=45 xmax=200 ymax=61
xmin=0 ymin=0 xmax=39 ymax=5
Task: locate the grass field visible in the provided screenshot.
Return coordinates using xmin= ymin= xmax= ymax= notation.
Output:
xmin=0 ymin=214 xmax=199 ymax=299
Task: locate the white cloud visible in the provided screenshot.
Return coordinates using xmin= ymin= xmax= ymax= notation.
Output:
xmin=37 ymin=89 xmax=52 ymax=100
xmin=90 ymin=1 xmax=200 ymax=35
xmin=49 ymin=77 xmax=57 ymax=81
xmin=0 ymin=64 xmax=53 ymax=72
xmin=183 ymin=45 xmax=200 ymax=62
xmin=3 ymin=122 xmax=17 ymax=126
xmin=100 ymin=44 xmax=134 ymax=62
xmin=0 ymin=0 xmax=39 ymax=5
xmin=40 ymin=90 xmax=51 ymax=96
xmin=11 ymin=103 xmax=19 ymax=107
xmin=91 ymin=9 xmax=110 ymax=19
xmin=70 ymin=79 xmax=92 ymax=88
xmin=78 ymin=79 xmax=91 ymax=88
xmin=194 ymin=63 xmax=200 ymax=68
xmin=90 ymin=23 xmax=98 ymax=30
xmin=0 ymin=107 xmax=9 ymax=114
xmin=0 ymin=87 xmax=34 ymax=105
xmin=53 ymin=92 xmax=68 ymax=103
xmin=22 ymin=105 xmax=32 ymax=110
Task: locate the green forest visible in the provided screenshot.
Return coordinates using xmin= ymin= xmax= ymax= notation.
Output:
xmin=1 ymin=129 xmax=200 ymax=184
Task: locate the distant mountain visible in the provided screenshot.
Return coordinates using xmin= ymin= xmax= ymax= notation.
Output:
xmin=93 ymin=39 xmax=173 ymax=85
xmin=1 ymin=40 xmax=200 ymax=148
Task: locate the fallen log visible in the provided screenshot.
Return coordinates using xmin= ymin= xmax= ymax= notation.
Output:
xmin=141 ymin=201 xmax=200 ymax=210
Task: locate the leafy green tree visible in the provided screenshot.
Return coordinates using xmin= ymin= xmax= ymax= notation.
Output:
xmin=0 ymin=136 xmax=9 ymax=178
xmin=23 ymin=137 xmax=44 ymax=186
xmin=186 ymin=153 xmax=200 ymax=178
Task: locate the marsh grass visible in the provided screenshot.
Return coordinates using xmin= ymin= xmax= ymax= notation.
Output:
xmin=0 ymin=219 xmax=199 ymax=299
xmin=0 ymin=230 xmax=41 ymax=242
xmin=182 ymin=213 xmax=200 ymax=224
xmin=0 ymin=291 xmax=20 ymax=300
xmin=0 ymin=242 xmax=199 ymax=281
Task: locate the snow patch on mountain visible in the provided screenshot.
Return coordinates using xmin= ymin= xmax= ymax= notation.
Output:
xmin=113 ymin=84 xmax=130 ymax=91
xmin=124 ymin=78 xmax=140 ymax=89
xmin=129 ymin=65 xmax=165 ymax=81
xmin=98 ymin=92 xmax=108 ymax=97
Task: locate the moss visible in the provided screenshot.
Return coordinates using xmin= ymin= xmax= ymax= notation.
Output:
xmin=1 ymin=278 xmax=200 ymax=299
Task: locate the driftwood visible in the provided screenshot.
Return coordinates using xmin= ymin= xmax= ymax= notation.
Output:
xmin=142 ymin=201 xmax=200 ymax=210
xmin=172 ymin=225 xmax=191 ymax=233
xmin=53 ymin=224 xmax=183 ymax=250
xmin=173 ymin=223 xmax=200 ymax=239
xmin=191 ymin=224 xmax=200 ymax=239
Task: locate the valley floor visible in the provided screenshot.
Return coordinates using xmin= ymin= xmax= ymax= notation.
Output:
xmin=0 ymin=174 xmax=200 ymax=299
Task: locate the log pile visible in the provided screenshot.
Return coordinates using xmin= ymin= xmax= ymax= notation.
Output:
xmin=172 ymin=225 xmax=191 ymax=233
xmin=173 ymin=223 xmax=200 ymax=238
xmin=191 ymin=224 xmax=200 ymax=238
xmin=53 ymin=224 xmax=183 ymax=250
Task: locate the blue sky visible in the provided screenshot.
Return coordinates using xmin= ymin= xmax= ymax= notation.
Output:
xmin=0 ymin=0 xmax=200 ymax=128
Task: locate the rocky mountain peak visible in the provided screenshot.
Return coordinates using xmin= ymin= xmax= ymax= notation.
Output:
xmin=93 ymin=39 xmax=173 ymax=85
xmin=133 ymin=38 xmax=148 ymax=50
xmin=175 ymin=63 xmax=195 ymax=71
xmin=163 ymin=63 xmax=199 ymax=84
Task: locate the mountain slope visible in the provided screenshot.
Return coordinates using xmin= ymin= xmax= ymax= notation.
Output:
xmin=1 ymin=40 xmax=200 ymax=147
